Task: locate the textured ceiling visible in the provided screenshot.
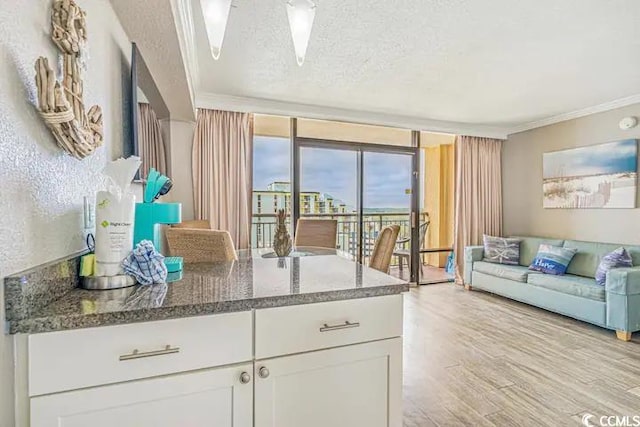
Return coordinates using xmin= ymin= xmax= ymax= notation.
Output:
xmin=110 ymin=0 xmax=195 ymax=121
xmin=192 ymin=0 xmax=640 ymax=129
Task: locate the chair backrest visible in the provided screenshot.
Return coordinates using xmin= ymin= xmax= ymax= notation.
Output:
xmin=165 ymin=228 xmax=238 ymax=263
xmin=294 ymin=219 xmax=338 ymax=249
xmin=419 ymin=221 xmax=430 ymax=247
xmin=370 ymin=225 xmax=401 ymax=273
xmin=172 ymin=220 xmax=212 ymax=229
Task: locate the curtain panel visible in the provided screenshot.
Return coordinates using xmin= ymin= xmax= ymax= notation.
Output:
xmin=137 ymin=103 xmax=167 ymax=179
xmin=192 ymin=109 xmax=253 ymax=249
xmin=453 ymin=135 xmax=503 ymax=283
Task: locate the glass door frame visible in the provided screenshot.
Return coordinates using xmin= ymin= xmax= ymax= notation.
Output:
xmin=290 ymin=118 xmax=421 ymax=284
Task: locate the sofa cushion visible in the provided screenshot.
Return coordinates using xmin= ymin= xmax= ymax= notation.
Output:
xmin=483 ymin=235 xmax=521 ymax=265
xmin=625 ymin=245 xmax=640 ymax=266
xmin=564 ymin=240 xmax=619 ymax=278
xmin=527 ymin=273 xmax=605 ymax=302
xmin=511 ymin=236 xmax=565 ymax=267
xmin=473 ymin=261 xmax=532 ymax=283
xmin=595 ymin=247 xmax=633 ymax=286
xmin=529 ymin=244 xmax=577 ymax=275
xmin=563 ymin=240 xmax=640 ymax=278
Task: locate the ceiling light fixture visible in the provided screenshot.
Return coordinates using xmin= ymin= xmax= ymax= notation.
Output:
xmin=200 ymin=0 xmax=233 ymax=60
xmin=286 ymin=0 xmax=316 ymax=66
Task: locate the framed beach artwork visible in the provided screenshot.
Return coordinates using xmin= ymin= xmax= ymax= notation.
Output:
xmin=543 ymin=139 xmax=638 ymax=209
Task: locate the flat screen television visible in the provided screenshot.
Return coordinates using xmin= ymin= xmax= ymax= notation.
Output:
xmin=127 ymin=42 xmax=169 ymax=179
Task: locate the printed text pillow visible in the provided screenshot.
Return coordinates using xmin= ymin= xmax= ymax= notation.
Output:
xmin=529 ymin=244 xmax=577 ymax=275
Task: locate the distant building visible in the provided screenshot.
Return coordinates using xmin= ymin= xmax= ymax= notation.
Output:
xmin=252 ymin=182 xmax=349 ymax=215
xmin=252 ymin=182 xmax=349 ymax=247
xmin=266 ymin=182 xmax=289 ymax=192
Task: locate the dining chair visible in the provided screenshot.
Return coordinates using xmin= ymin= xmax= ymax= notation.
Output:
xmin=369 ymin=225 xmax=401 ymax=273
xmin=294 ymin=219 xmax=338 ymax=249
xmin=172 ymin=219 xmax=211 ymax=229
xmin=165 ymin=228 xmax=238 ymax=263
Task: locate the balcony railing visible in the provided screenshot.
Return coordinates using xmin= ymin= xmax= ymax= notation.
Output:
xmin=251 ymin=212 xmax=427 ymax=264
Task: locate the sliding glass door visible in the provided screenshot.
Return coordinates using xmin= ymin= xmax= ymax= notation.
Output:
xmin=299 ymin=146 xmax=359 ymax=256
xmin=292 ymin=130 xmax=420 ymax=283
xmin=363 ymin=152 xmax=413 ymax=274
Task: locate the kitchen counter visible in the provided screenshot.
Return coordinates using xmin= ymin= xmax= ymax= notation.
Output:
xmin=5 ymin=248 xmax=408 ymax=334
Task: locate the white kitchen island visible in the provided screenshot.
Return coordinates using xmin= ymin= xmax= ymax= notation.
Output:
xmin=5 ymin=248 xmax=409 ymax=427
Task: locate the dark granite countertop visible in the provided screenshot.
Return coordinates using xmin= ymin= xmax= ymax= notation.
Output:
xmin=5 ymin=248 xmax=408 ymax=334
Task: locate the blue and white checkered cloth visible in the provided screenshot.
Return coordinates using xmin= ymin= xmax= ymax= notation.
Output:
xmin=122 ymin=240 xmax=167 ymax=285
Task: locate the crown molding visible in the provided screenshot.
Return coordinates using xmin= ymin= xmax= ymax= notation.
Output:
xmin=196 ymin=93 xmax=510 ymax=139
xmin=170 ymin=0 xmax=199 ymax=103
xmin=508 ymin=94 xmax=640 ymax=135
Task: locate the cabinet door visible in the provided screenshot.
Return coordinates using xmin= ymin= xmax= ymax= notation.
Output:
xmin=255 ymin=338 xmax=402 ymax=427
xmin=31 ymin=363 xmax=253 ymax=427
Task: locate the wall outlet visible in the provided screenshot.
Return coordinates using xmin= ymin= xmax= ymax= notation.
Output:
xmin=83 ymin=196 xmax=95 ymax=229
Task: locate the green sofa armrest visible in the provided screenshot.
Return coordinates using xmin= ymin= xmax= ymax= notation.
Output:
xmin=606 ymin=267 xmax=640 ymax=334
xmin=463 ymin=246 xmax=484 ymax=284
xmin=606 ymin=267 xmax=640 ymax=295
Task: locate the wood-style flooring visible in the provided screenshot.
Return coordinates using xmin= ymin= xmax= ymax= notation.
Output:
xmin=390 ymin=265 xmax=454 ymax=284
xmin=403 ymin=284 xmax=640 ymax=426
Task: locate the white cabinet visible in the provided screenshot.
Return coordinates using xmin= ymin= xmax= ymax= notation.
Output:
xmin=30 ymin=363 xmax=253 ymax=427
xmin=254 ymin=338 xmax=402 ymax=427
xmin=24 ymin=296 xmax=404 ymax=427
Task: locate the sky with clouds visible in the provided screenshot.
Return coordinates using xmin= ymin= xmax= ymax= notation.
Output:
xmin=254 ymin=136 xmax=412 ymax=209
xmin=543 ymin=139 xmax=637 ymax=179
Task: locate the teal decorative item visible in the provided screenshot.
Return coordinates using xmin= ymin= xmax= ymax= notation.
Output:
xmin=445 ymin=252 xmax=455 ymax=274
xmin=273 ymin=209 xmax=292 ymax=257
xmin=134 ymin=168 xmax=183 ymax=273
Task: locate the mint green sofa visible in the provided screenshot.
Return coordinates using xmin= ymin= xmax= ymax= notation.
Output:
xmin=464 ymin=237 xmax=640 ymax=341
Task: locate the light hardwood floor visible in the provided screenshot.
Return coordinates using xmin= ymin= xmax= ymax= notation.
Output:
xmin=403 ymin=284 xmax=640 ymax=426
xmin=390 ymin=265 xmax=454 ymax=284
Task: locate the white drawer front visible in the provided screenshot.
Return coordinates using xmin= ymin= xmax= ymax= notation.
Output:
xmin=255 ymin=295 xmax=403 ymax=359
xmin=29 ymin=311 xmax=253 ymax=396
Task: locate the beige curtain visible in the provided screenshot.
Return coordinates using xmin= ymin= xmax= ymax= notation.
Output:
xmin=137 ymin=103 xmax=167 ymax=179
xmin=192 ymin=109 xmax=253 ymax=249
xmin=453 ymin=135 xmax=503 ymax=283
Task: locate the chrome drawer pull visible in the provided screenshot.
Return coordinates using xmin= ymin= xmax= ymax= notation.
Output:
xmin=319 ymin=321 xmax=360 ymax=332
xmin=119 ymin=345 xmax=180 ymax=361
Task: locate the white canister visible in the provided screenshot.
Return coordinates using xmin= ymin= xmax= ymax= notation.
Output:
xmin=94 ymin=191 xmax=135 ymax=276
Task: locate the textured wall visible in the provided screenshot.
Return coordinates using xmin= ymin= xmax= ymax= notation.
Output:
xmin=0 ymin=1 xmax=130 ymax=424
xmin=503 ymin=103 xmax=640 ymax=244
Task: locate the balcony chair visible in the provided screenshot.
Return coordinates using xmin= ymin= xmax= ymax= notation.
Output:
xmin=369 ymin=225 xmax=401 ymax=273
xmin=393 ymin=221 xmax=430 ymax=273
xmin=165 ymin=228 xmax=238 ymax=263
xmin=294 ymin=219 xmax=338 ymax=249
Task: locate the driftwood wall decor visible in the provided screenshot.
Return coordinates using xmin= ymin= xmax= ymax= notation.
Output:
xmin=34 ymin=0 xmax=103 ymax=159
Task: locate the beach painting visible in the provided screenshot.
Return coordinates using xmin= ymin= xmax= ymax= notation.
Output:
xmin=543 ymin=139 xmax=638 ymax=209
